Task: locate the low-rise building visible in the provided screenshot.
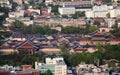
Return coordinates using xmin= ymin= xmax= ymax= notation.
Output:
xmin=0 ymin=65 xmax=39 ymax=75
xmin=13 ymin=0 xmax=23 ymax=4
xmin=0 ymin=0 xmax=10 ymax=6
xmin=40 ymin=48 xmax=61 ymax=54
xmin=85 ymin=4 xmax=118 ymax=18
xmin=27 ymin=8 xmax=40 ymax=15
xmin=105 ymin=18 xmax=116 ymax=28
xmin=9 ymin=10 xmax=24 ymax=18
xmin=17 ymin=17 xmax=34 ymax=26
xmin=58 ymin=7 xmax=76 ymax=15
xmin=76 ymin=63 xmax=109 ymax=75
xmin=110 ymin=8 xmax=120 ymax=18
xmin=75 ymin=5 xmax=92 ymax=12
xmin=55 ymin=1 xmax=92 ymax=6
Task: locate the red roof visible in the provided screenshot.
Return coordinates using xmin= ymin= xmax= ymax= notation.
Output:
xmin=16 ymin=40 xmax=38 ymax=49
xmin=22 ymin=42 xmax=33 ymax=47
xmin=77 ymin=39 xmax=90 ymax=42
xmin=109 ymin=39 xmax=120 ymax=42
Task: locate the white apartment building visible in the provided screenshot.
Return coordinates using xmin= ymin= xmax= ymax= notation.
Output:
xmin=0 ymin=0 xmax=10 ymax=5
xmin=6 ymin=18 xmax=16 ymax=23
xmin=0 ymin=65 xmax=13 ymax=70
xmin=105 ymin=18 xmax=116 ymax=28
xmin=76 ymin=8 xmax=91 ymax=12
xmin=112 ymin=0 xmax=119 ymax=2
xmin=9 ymin=10 xmax=24 ymax=18
xmin=13 ymin=0 xmax=23 ymax=4
xmin=85 ymin=5 xmax=120 ymax=18
xmin=27 ymin=9 xmax=40 ymax=15
xmin=45 ymin=0 xmax=53 ymax=3
xmin=94 ymin=11 xmax=108 ymax=17
xmin=109 ymin=8 xmax=120 ymax=18
xmin=93 ymin=5 xmax=113 ymax=11
xmin=35 ymin=57 xmax=67 ymax=75
xmin=85 ymin=11 xmax=94 ymax=18
xmin=58 ymin=7 xmax=76 ymax=15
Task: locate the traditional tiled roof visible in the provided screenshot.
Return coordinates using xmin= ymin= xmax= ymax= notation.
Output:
xmin=11 ymin=32 xmax=25 ymax=38
xmin=77 ymin=38 xmax=91 ymax=42
xmin=16 ymin=40 xmax=38 ymax=49
xmin=108 ymin=38 xmax=120 ymax=42
xmin=73 ymin=45 xmax=84 ymax=51
xmin=94 ymin=17 xmax=105 ymax=23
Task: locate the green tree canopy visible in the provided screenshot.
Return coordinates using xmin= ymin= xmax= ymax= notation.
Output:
xmin=62 ymin=26 xmax=88 ymax=34
xmin=88 ymin=25 xmax=98 ymax=33
xmin=37 ymin=3 xmax=46 ymax=9
xmin=43 ymin=70 xmax=53 ymax=75
xmin=71 ymin=12 xmax=85 ymax=19
xmin=104 ymin=0 xmax=112 ymax=3
xmin=106 ymin=13 xmax=110 ymax=18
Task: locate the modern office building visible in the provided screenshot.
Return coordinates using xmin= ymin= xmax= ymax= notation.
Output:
xmin=35 ymin=57 xmax=67 ymax=75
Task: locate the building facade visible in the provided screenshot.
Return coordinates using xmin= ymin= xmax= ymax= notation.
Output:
xmin=35 ymin=57 xmax=67 ymax=75
xmin=58 ymin=7 xmax=76 ymax=15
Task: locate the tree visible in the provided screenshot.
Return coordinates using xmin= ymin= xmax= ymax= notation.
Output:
xmin=110 ymin=27 xmax=120 ymax=37
xmin=0 ymin=7 xmax=9 ymax=24
xmin=61 ymin=26 xmax=89 ymax=34
xmin=48 ymin=4 xmax=59 ymax=15
xmin=106 ymin=13 xmax=110 ymax=18
xmin=112 ymin=24 xmax=118 ymax=29
xmin=104 ymin=0 xmax=112 ymax=3
xmin=12 ymin=2 xmax=18 ymax=11
xmin=104 ymin=44 xmax=120 ymax=61
xmin=51 ymin=5 xmax=59 ymax=15
xmin=93 ymin=21 xmax=100 ymax=26
xmin=96 ymin=42 xmax=102 ymax=50
xmin=88 ymin=25 xmax=98 ymax=33
xmin=43 ymin=70 xmax=53 ymax=75
xmin=62 ymin=15 xmax=68 ymax=18
xmin=36 ymin=3 xmax=46 ymax=9
xmin=117 ymin=0 xmax=120 ymax=3
xmin=0 ymin=31 xmax=12 ymax=40
xmin=11 ymin=20 xmax=25 ymax=31
xmin=71 ymin=12 xmax=85 ymax=19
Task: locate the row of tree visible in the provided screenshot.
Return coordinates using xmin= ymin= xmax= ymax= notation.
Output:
xmin=0 ymin=7 xmax=9 ymax=24
xmin=10 ymin=20 xmax=58 ymax=35
xmin=0 ymin=44 xmax=120 ymax=69
xmin=110 ymin=25 xmax=120 ymax=37
xmin=0 ymin=31 xmax=12 ymax=39
xmin=0 ymin=51 xmax=46 ymax=66
xmin=62 ymin=25 xmax=98 ymax=34
xmin=36 ymin=3 xmax=59 ymax=15
xmin=59 ymin=43 xmax=120 ymax=67
xmin=10 ymin=20 xmax=98 ymax=35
